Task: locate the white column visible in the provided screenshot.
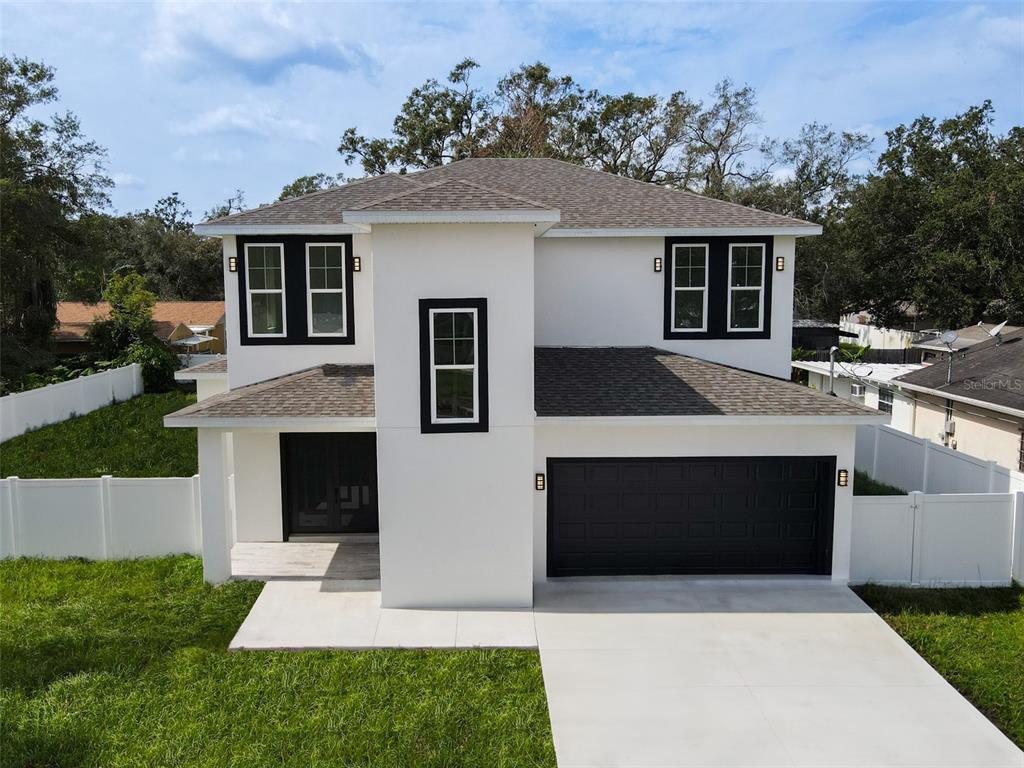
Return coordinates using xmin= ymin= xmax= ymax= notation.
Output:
xmin=198 ymin=429 xmax=231 ymax=584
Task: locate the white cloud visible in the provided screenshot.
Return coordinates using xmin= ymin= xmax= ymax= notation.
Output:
xmin=112 ymin=172 xmax=144 ymax=187
xmin=173 ymin=103 xmax=320 ymax=143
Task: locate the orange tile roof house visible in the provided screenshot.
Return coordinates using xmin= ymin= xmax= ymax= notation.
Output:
xmin=55 ymin=301 xmax=226 ymax=354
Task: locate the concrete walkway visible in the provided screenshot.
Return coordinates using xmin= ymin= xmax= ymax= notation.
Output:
xmin=535 ymin=579 xmax=1023 ymax=768
xmin=229 ymin=580 xmax=536 ymax=649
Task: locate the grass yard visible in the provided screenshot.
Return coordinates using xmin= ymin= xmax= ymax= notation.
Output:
xmin=0 ymin=557 xmax=556 ymax=768
xmin=0 ymin=391 xmax=198 ymax=478
xmin=856 ymin=584 xmax=1024 ymax=749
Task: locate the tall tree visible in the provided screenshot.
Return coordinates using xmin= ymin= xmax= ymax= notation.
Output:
xmin=0 ymin=55 xmax=111 ymax=375
xmin=278 ymin=173 xmax=346 ymax=201
xmin=845 ymin=102 xmax=1023 ymax=328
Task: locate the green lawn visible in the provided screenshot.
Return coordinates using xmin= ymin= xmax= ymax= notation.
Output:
xmin=0 ymin=557 xmax=556 ymax=767
xmin=853 ymin=469 xmax=905 ymax=495
xmin=856 ymin=584 xmax=1024 ymax=749
xmin=0 ymin=392 xmax=198 ymax=478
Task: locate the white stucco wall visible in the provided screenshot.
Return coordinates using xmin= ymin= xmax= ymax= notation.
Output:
xmin=534 ymin=236 xmax=796 ymax=378
xmin=231 ymin=430 xmax=283 ymax=542
xmin=196 ymin=377 xmax=229 ymax=402
xmin=372 ymin=224 xmax=535 ymax=608
xmin=223 ymin=234 xmax=376 ymax=388
xmin=533 ymin=423 xmax=857 ymax=584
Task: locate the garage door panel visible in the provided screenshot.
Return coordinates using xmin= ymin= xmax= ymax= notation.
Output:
xmin=548 ymin=456 xmax=835 ymax=577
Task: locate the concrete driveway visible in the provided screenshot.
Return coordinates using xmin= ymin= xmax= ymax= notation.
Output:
xmin=535 ymin=579 xmax=1022 ymax=768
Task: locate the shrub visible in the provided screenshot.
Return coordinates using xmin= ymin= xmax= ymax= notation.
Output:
xmin=119 ymin=339 xmax=178 ymax=392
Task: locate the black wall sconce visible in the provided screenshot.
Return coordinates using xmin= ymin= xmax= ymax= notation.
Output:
xmin=775 ymin=256 xmax=785 ymax=272
xmin=353 ymin=256 xmax=362 ymax=272
xmin=535 ymin=473 xmax=546 ymax=491
xmin=228 ymin=256 xmax=238 ymax=272
xmin=837 ymin=468 xmax=849 ymax=487
xmin=654 ymin=257 xmax=663 ymax=273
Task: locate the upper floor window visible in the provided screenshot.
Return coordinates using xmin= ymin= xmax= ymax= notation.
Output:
xmin=671 ymin=244 xmax=708 ymax=332
xmin=245 ymin=243 xmax=286 ymax=337
xmin=728 ymin=243 xmax=765 ymax=332
xmin=878 ymin=386 xmax=894 ymax=414
xmin=306 ymin=243 xmax=347 ymax=336
xmin=419 ymin=298 xmax=489 ymax=434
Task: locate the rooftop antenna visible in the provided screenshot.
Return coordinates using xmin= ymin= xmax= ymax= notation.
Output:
xmin=939 ymin=329 xmax=959 ymax=385
xmin=828 ymin=346 xmax=838 ymax=396
xmin=987 ymin=320 xmax=1008 ymax=345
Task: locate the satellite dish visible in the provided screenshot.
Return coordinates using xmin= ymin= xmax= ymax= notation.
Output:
xmin=988 ymin=320 xmax=1008 ymax=337
xmin=939 ymin=330 xmax=959 ymax=346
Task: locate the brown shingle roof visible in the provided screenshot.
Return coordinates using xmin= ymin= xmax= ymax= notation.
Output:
xmin=353 ymin=178 xmax=551 ymax=212
xmin=535 ymin=347 xmax=877 ymax=417
xmin=55 ymin=301 xmax=225 ymax=341
xmin=176 ymin=358 xmax=228 ymax=377
xmin=202 ymin=158 xmax=815 ymax=232
xmin=167 ymin=365 xmax=375 ymax=421
xmin=168 ymin=349 xmax=877 ymax=424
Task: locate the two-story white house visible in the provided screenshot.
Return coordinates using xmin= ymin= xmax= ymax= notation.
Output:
xmin=166 ymin=158 xmax=881 ymax=608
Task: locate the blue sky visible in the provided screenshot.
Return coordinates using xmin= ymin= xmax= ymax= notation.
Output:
xmin=3 ymin=1 xmax=1022 ymax=217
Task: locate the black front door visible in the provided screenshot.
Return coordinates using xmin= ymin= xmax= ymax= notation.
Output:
xmin=281 ymin=433 xmax=379 ymax=535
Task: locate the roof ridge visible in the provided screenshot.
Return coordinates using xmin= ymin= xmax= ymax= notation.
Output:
xmin=446 ymin=178 xmax=552 ymax=209
xmin=203 ymin=173 xmax=421 ymax=225
xmin=347 ymin=177 xmax=456 ymax=210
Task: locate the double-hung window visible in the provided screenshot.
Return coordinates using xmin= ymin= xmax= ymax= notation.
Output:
xmin=728 ymin=243 xmax=765 ymax=331
xmin=306 ymin=243 xmax=347 ymax=336
xmin=419 ymin=298 xmax=488 ymax=433
xmin=878 ymin=387 xmax=894 ymax=414
xmin=671 ymin=244 xmax=709 ymax=331
xmin=245 ymin=243 xmax=286 ymax=337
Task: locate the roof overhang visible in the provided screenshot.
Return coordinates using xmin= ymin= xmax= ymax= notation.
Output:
xmin=535 ymin=414 xmax=886 ymax=427
xmin=163 ymin=415 xmax=376 ymax=430
xmin=194 ymin=223 xmax=371 ymax=236
xmin=341 ymin=209 xmax=561 ymax=225
xmin=890 ymin=380 xmax=1024 ymax=420
xmin=541 ymin=225 xmax=822 ymax=238
xmin=174 ymin=370 xmax=228 ymax=382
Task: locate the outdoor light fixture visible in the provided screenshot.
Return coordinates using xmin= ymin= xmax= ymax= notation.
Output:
xmin=654 ymin=257 xmax=663 ymax=272
xmin=535 ymin=473 xmax=546 ymax=491
xmin=837 ymin=469 xmax=849 ymax=487
xmin=775 ymin=255 xmax=785 ymax=271
xmin=353 ymin=256 xmax=362 ymax=272
xmin=228 ymin=256 xmax=238 ymax=272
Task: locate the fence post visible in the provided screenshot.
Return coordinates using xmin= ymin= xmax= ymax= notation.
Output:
xmin=909 ymin=491 xmax=924 ymax=586
xmin=99 ymin=475 xmax=113 ymax=559
xmin=191 ymin=474 xmax=203 ymax=555
xmin=1012 ymin=491 xmax=1024 ymax=585
xmin=1 ymin=393 xmax=16 ymax=442
xmin=5 ymin=477 xmax=20 ymax=558
xmin=134 ymin=364 xmax=144 ymax=396
xmin=987 ymin=461 xmax=998 ymax=493
xmin=921 ymin=439 xmax=930 ymax=493
xmin=871 ymin=425 xmax=880 ymax=479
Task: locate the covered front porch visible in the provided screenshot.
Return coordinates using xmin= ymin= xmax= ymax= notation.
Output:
xmin=231 ymin=536 xmax=380 ymax=581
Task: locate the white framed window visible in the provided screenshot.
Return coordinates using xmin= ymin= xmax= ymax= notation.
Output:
xmin=878 ymin=387 xmax=894 ymax=414
xmin=727 ymin=243 xmax=765 ymax=331
xmin=671 ymin=244 xmax=709 ymax=331
xmin=245 ymin=243 xmax=286 ymax=337
xmin=305 ymin=243 xmax=347 ymax=337
xmin=429 ymin=307 xmax=479 ymax=424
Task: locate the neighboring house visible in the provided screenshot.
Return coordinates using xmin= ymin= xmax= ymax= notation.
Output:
xmin=55 ymin=301 xmax=227 ymax=354
xmin=890 ymin=329 xmax=1024 ymax=472
xmin=840 ymin=309 xmax=927 ymax=351
xmin=791 ymin=319 xmax=857 ymax=352
xmin=912 ymin=322 xmax=1022 ymax=363
xmin=164 ymin=157 xmax=882 ymax=609
xmin=791 ymin=360 xmax=921 ymax=434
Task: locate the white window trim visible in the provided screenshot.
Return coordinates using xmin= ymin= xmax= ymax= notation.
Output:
xmin=428 ymin=307 xmax=479 ymax=425
xmin=670 ymin=243 xmax=709 ymax=332
xmin=304 ymin=242 xmax=348 ymax=337
xmin=726 ymin=242 xmax=766 ymax=332
xmin=244 ymin=242 xmax=287 ymax=338
xmin=878 ymin=386 xmax=894 ymax=414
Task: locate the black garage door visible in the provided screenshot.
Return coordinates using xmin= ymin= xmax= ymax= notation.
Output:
xmin=547 ymin=456 xmax=835 ymax=577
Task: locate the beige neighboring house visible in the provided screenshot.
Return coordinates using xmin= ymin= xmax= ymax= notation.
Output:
xmin=839 ymin=308 xmax=929 ymax=351
xmin=891 ymin=329 xmax=1024 ymax=473
xmin=55 ymin=301 xmax=227 ymax=355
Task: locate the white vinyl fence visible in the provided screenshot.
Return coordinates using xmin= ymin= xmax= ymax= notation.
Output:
xmin=0 ymin=475 xmax=201 ymax=559
xmin=856 ymin=424 xmax=1024 ymax=494
xmin=851 ymin=491 xmax=1024 ymax=586
xmin=0 ymin=364 xmax=144 ymax=442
